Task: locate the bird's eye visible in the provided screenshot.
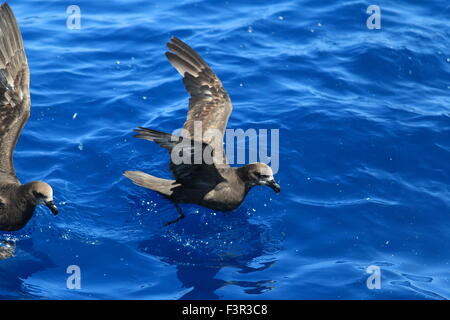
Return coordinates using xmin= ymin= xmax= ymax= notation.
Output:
xmin=260 ymin=174 xmax=270 ymax=179
xmin=33 ymin=191 xmax=44 ymax=198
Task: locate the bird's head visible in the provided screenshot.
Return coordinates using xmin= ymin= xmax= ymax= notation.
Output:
xmin=240 ymin=163 xmax=281 ymax=193
xmin=25 ymin=182 xmax=58 ymax=216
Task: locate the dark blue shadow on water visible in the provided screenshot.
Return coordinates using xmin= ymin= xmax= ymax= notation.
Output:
xmin=0 ymin=239 xmax=55 ymax=299
xmin=138 ymin=206 xmax=281 ymax=300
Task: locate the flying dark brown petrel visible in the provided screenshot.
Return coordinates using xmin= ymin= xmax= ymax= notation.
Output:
xmin=0 ymin=3 xmax=58 ymax=231
xmin=124 ymin=37 xmax=280 ymax=225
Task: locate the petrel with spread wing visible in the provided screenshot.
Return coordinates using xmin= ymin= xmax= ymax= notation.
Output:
xmin=0 ymin=3 xmax=58 ymax=231
xmin=124 ymin=37 xmax=280 ymax=225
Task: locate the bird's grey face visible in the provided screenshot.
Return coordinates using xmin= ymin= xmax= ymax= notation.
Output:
xmin=247 ymin=163 xmax=281 ymax=193
xmin=29 ymin=182 xmax=58 ymax=216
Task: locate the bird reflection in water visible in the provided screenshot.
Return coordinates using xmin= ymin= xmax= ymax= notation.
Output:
xmin=0 ymin=240 xmax=15 ymax=260
xmin=0 ymin=238 xmax=55 ymax=299
xmin=138 ymin=207 xmax=283 ymax=299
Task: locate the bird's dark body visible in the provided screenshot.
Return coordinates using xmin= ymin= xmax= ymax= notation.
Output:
xmin=0 ymin=184 xmax=36 ymax=231
xmin=169 ymin=167 xmax=249 ymax=211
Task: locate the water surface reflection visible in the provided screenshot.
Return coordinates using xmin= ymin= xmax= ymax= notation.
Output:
xmin=138 ymin=208 xmax=282 ymax=299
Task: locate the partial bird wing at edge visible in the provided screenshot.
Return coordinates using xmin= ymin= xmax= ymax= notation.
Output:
xmin=165 ymin=37 xmax=232 ymax=166
xmin=0 ymin=3 xmax=30 ymax=182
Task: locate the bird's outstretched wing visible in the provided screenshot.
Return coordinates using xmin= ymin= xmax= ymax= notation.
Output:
xmin=165 ymin=37 xmax=232 ymax=165
xmin=0 ymin=3 xmax=30 ymax=181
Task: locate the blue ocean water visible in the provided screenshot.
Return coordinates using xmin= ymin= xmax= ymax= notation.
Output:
xmin=0 ymin=0 xmax=449 ymax=300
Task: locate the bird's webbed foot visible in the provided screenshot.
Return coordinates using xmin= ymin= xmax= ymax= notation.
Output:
xmin=163 ymin=204 xmax=185 ymax=226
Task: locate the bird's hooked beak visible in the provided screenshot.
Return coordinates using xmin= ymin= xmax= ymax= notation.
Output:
xmin=267 ymin=179 xmax=281 ymax=193
xmin=45 ymin=201 xmax=58 ymax=216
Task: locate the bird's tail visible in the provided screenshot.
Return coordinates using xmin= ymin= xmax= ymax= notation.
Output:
xmin=123 ymin=171 xmax=175 ymax=197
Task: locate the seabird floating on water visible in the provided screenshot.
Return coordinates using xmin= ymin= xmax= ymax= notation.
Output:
xmin=124 ymin=37 xmax=280 ymax=225
xmin=0 ymin=3 xmax=58 ymax=231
